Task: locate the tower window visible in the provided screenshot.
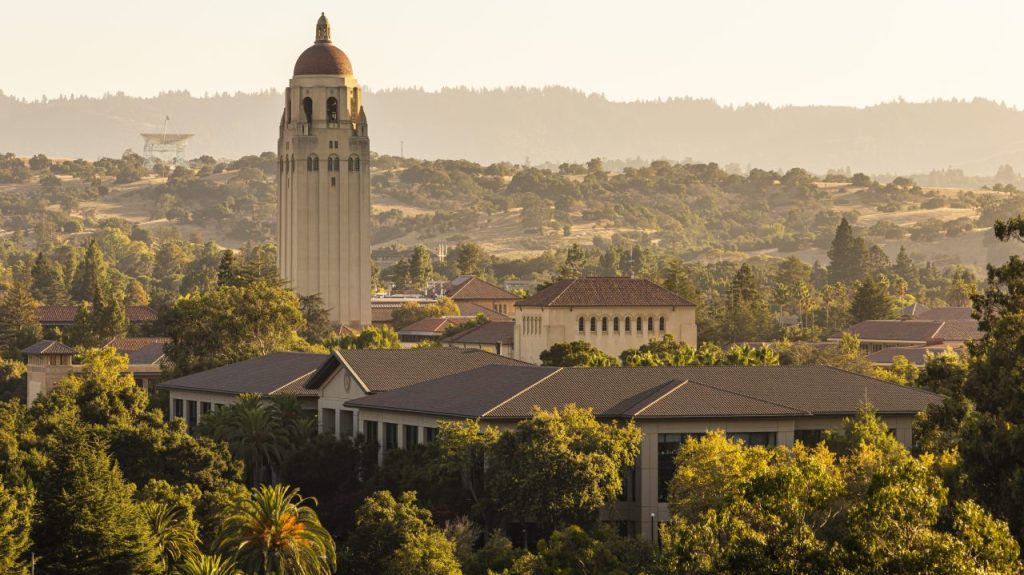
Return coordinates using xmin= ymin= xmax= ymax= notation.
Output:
xmin=648 ymin=317 xmax=654 ymax=332
xmin=578 ymin=317 xmax=585 ymax=333
xmin=348 ymin=155 xmax=360 ymax=172
xmin=302 ymin=97 xmax=313 ymax=124
xmin=307 ymin=155 xmax=319 ymax=171
xmin=659 ymin=317 xmax=666 ymax=332
xmin=590 ymin=317 xmax=596 ymax=333
xmin=331 ymin=176 xmax=337 ymax=187
xmin=613 ymin=317 xmax=620 ymax=332
xmin=327 ymin=97 xmax=339 ymax=123
xmin=601 ymin=317 xmax=608 ymax=333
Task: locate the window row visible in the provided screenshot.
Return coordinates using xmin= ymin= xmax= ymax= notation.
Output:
xmin=293 ymin=96 xmax=341 ymax=124
xmin=363 ymin=420 xmax=438 ymax=451
xmin=523 ymin=315 xmax=542 ymax=335
xmin=578 ymin=316 xmax=665 ymax=334
xmin=304 ymin=155 xmax=362 ymax=172
xmin=172 ymin=398 xmax=226 ymax=430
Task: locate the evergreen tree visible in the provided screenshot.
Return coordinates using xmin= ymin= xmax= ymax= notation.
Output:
xmin=453 ymin=242 xmax=486 ymax=277
xmin=30 ymin=251 xmax=68 ymax=304
xmin=33 ymin=428 xmax=162 ymax=575
xmin=124 ymin=278 xmax=150 ymax=306
xmin=216 ymin=250 xmax=238 ymax=286
xmin=0 ymin=277 xmax=42 ymax=358
xmin=408 ymin=245 xmax=434 ymax=289
xmin=298 ymin=294 xmax=333 ymax=345
xmin=0 ymin=477 xmax=32 ymax=575
xmin=662 ymin=259 xmax=699 ymax=302
xmin=70 ymin=240 xmax=107 ymax=302
xmin=723 ymin=264 xmax=774 ymax=342
xmin=827 ymin=217 xmax=868 ymax=284
xmin=850 ymin=275 xmax=897 ymax=322
xmin=93 ymin=288 xmax=128 ymax=340
xmin=557 ymin=244 xmax=587 ymax=279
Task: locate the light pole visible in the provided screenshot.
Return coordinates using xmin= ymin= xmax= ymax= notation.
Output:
xmin=650 ymin=512 xmax=656 ymax=545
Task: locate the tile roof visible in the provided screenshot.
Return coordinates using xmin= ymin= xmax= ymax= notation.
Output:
xmin=840 ymin=320 xmax=944 ymax=342
xmin=124 ymin=343 xmax=167 ymax=365
xmin=35 ymin=305 xmax=158 ymax=324
xmin=21 ymin=340 xmax=74 ymax=355
xmin=103 ymin=337 xmax=170 ymax=352
xmin=157 ymin=352 xmax=328 ymax=396
xmin=933 ymin=319 xmax=982 ymax=341
xmin=359 ymin=365 xmax=942 ymax=420
xmin=442 ymin=276 xmax=518 ymax=301
xmin=839 ymin=318 xmax=981 ymax=343
xmin=346 ymin=364 xmax=559 ymax=417
xmin=442 ymin=321 xmax=515 ymax=345
xmin=866 ymin=344 xmax=965 ymax=366
xmin=900 ymin=302 xmax=930 ymax=317
xmin=518 ymin=277 xmax=696 ymax=308
xmin=313 ymin=347 xmax=532 ymax=392
xmin=916 ymin=307 xmax=974 ymax=321
xmin=371 ymin=307 xmax=397 ymax=323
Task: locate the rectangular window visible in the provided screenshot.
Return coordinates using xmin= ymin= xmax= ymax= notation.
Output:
xmin=794 ymin=429 xmax=824 ymax=446
xmin=364 ymin=421 xmax=379 ymax=445
xmin=186 ymin=400 xmax=198 ymax=428
xmin=339 ymin=410 xmax=354 ymax=437
xmin=726 ymin=432 xmax=777 ymax=447
xmin=424 ymin=427 xmax=439 ymax=443
xmin=173 ymin=398 xmax=183 ymax=419
xmin=404 ymin=425 xmax=419 ymax=448
xmin=658 ymin=432 xmax=704 ymax=502
xmin=618 ymin=466 xmax=637 ymax=502
xmin=200 ymin=402 xmax=211 ymax=416
xmin=321 ymin=408 xmax=337 ymax=436
xmin=384 ymin=423 xmax=399 ymax=450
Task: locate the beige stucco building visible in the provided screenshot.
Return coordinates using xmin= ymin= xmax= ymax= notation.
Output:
xmin=157 ymin=350 xmax=938 ymax=541
xmin=278 ymin=13 xmax=371 ymax=328
xmin=514 ymin=277 xmax=698 ymax=364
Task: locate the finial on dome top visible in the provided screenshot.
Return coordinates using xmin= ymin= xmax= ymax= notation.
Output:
xmin=315 ymin=12 xmax=331 ymax=44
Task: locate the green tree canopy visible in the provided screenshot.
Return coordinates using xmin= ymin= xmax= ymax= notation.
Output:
xmin=163 ymin=282 xmax=307 ymax=376
xmin=539 ymin=340 xmax=618 ymax=367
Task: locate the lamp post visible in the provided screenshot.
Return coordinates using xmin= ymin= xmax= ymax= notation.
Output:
xmin=650 ymin=512 xmax=656 ymax=545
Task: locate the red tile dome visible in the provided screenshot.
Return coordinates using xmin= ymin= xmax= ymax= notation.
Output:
xmin=293 ymin=13 xmax=353 ymax=76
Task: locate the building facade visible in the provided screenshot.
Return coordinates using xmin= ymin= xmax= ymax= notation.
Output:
xmin=514 ymin=277 xmax=698 ymax=364
xmin=278 ymin=13 xmax=372 ymax=328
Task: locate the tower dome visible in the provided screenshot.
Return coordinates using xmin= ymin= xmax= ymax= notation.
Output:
xmin=293 ymin=13 xmax=353 ymax=76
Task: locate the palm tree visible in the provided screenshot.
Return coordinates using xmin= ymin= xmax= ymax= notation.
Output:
xmin=174 ymin=554 xmax=241 ymax=575
xmin=198 ymin=394 xmax=286 ymax=485
xmin=142 ymin=501 xmax=200 ymax=573
xmin=216 ymin=484 xmax=336 ymax=575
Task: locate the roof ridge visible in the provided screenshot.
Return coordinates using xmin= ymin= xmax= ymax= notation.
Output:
xmin=544 ymin=278 xmax=577 ymax=307
xmin=629 ymin=379 xmax=689 ymax=416
xmin=817 ymin=365 xmax=945 ymax=399
xmin=685 ymin=378 xmax=811 ymax=415
xmin=269 ymin=369 xmax=321 ymax=395
xmin=482 ymin=367 xmax=562 ymax=417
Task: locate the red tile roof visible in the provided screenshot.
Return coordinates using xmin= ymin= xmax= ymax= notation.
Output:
xmin=398 ymin=316 xmax=471 ymax=335
xmin=35 ymin=305 xmax=157 ymax=324
xmin=442 ymin=276 xmax=518 ymax=301
xmin=22 ymin=340 xmax=74 ymax=355
xmin=518 ymin=277 xmax=695 ymax=308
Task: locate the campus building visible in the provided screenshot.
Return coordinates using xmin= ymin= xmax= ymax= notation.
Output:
xmin=158 ymin=348 xmax=940 ymax=540
xmin=513 ymin=277 xmax=697 ymax=364
xmin=278 ymin=13 xmax=372 ymax=328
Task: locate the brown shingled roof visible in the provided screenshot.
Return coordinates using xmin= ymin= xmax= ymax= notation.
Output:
xmin=22 ymin=340 xmax=74 ymax=355
xmin=916 ymin=307 xmax=974 ymax=321
xmin=314 ymin=348 xmax=532 ymax=392
xmin=455 ymin=301 xmax=512 ymax=321
xmin=157 ymin=352 xmax=328 ymax=396
xmin=840 ymin=318 xmax=981 ymax=343
xmin=518 ymin=277 xmax=695 ymax=308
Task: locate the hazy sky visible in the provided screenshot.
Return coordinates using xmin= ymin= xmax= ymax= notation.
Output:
xmin=2 ymin=0 xmax=1021 ymax=107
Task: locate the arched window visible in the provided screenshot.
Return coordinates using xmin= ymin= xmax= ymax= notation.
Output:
xmin=659 ymin=317 xmax=666 ymax=332
xmin=348 ymin=155 xmax=361 ymax=172
xmin=601 ymin=317 xmax=608 ymax=333
xmin=307 ymin=156 xmax=313 ymax=171
xmin=290 ymin=156 xmax=295 ymax=172
xmin=328 ymin=155 xmax=339 ymax=172
xmin=613 ymin=317 xmax=620 ymax=332
xmin=307 ymin=155 xmax=318 ymax=171
xmin=326 ymin=97 xmax=339 ymax=123
xmin=578 ymin=317 xmax=585 ymax=333
xmin=590 ymin=317 xmax=597 ymax=333
xmin=624 ymin=317 xmax=631 ymax=332
xmin=648 ymin=317 xmax=654 ymax=332
xmin=302 ymin=97 xmax=313 ymax=124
